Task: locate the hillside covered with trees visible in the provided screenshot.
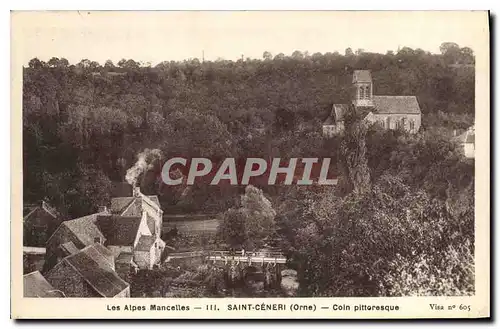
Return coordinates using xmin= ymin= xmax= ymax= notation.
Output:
xmin=23 ymin=43 xmax=475 ymax=296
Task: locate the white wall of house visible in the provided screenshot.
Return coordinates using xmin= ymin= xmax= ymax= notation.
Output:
xmin=464 ymin=143 xmax=475 ymax=158
xmin=322 ymin=123 xmax=344 ymax=137
xmin=141 ymin=199 xmax=162 ymax=237
xmin=134 ymin=249 xmax=154 ymax=269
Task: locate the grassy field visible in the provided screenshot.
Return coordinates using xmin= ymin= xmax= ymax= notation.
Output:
xmin=163 ymin=219 xmax=220 ymax=234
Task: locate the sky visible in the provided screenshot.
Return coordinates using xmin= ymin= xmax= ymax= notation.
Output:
xmin=12 ymin=11 xmax=488 ymax=66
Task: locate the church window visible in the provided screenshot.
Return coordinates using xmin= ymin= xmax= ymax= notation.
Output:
xmin=365 ymin=85 xmax=371 ymax=99
xmin=358 ymin=86 xmax=364 ymax=99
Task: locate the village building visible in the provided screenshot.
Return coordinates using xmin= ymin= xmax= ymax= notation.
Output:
xmin=323 ymin=70 xmax=422 ymax=137
xmin=110 ymin=186 xmax=164 ymax=239
xmin=45 ymin=189 xmax=166 ymax=273
xmin=45 ymin=244 xmax=130 ymax=298
xmin=454 ymin=125 xmax=475 ymax=159
xmin=23 ymin=246 xmax=46 ymax=274
xmin=23 ymin=201 xmax=63 ymax=247
xmin=23 ymin=270 xmax=65 ymax=298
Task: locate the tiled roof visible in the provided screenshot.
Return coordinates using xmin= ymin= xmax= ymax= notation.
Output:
xmin=96 ymin=215 xmax=142 ymax=246
xmin=23 ymin=201 xmax=59 ymax=221
xmin=116 ymin=252 xmax=134 ymax=264
xmin=110 ymin=197 xmax=135 ymax=215
xmin=333 ymin=104 xmax=349 ymax=122
xmin=372 ymin=96 xmax=421 ymax=114
xmin=88 ymin=243 xmax=115 ymax=269
xmin=466 ymin=133 xmax=475 ymax=144
xmin=24 ymin=271 xmax=65 ymax=298
xmin=135 ymin=235 xmax=156 ymax=252
xmin=324 ymin=104 xmax=349 ymax=126
xmin=353 ymin=70 xmax=372 ymax=83
xmin=110 ymin=194 xmax=162 ymax=216
xmin=64 ymin=245 xmax=129 ymax=297
xmin=62 ymin=212 xmax=107 ymax=247
xmin=454 ymin=127 xmax=475 ymax=144
xmin=120 ymin=198 xmax=143 ymax=217
xmin=60 ymin=241 xmax=79 ymax=256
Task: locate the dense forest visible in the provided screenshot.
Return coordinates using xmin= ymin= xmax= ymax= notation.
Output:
xmin=23 ymin=42 xmax=475 ymax=296
xmin=23 ymin=42 xmax=474 ymax=216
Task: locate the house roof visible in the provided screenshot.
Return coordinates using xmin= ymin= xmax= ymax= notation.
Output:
xmin=454 ymin=127 xmax=475 ymax=144
xmin=86 ymin=243 xmax=115 ymax=269
xmin=110 ymin=194 xmax=162 ymax=216
xmin=96 ymin=215 xmax=142 ymax=246
xmin=324 ymin=104 xmax=349 ymax=126
xmin=23 ymin=201 xmax=59 ymax=221
xmin=333 ymin=104 xmax=349 ymax=122
xmin=372 ymin=96 xmax=421 ymax=114
xmin=24 ymin=271 xmax=65 ymax=298
xmin=23 ymin=246 xmax=46 ymax=255
xmin=353 ymin=70 xmax=372 ymax=83
xmin=63 ymin=245 xmax=129 ymax=297
xmin=115 ymin=252 xmax=134 ymax=264
xmin=60 ymin=241 xmax=79 ymax=256
xmin=135 ymin=235 xmax=156 ymax=252
xmin=62 ymin=212 xmax=107 ymax=247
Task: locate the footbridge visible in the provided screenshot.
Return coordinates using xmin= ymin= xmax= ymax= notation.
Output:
xmin=165 ymin=250 xmax=287 ymax=265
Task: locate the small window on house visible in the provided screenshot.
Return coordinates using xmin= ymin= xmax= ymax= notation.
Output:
xmin=409 ymin=120 xmax=415 ymax=131
xmin=358 ymin=86 xmax=364 ymax=100
xmin=365 ymin=85 xmax=371 ymax=99
xmin=94 ymin=237 xmax=101 ymax=244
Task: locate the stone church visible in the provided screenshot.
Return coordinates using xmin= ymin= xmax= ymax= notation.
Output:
xmin=323 ymin=70 xmax=421 ymax=137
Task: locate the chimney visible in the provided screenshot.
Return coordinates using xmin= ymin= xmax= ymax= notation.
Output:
xmin=453 ymin=129 xmax=457 ymax=137
xmin=133 ymin=186 xmax=141 ymax=197
xmin=98 ymin=205 xmax=108 ymax=213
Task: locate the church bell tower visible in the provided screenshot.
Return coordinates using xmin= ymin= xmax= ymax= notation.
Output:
xmin=352 ymin=70 xmax=374 ymax=107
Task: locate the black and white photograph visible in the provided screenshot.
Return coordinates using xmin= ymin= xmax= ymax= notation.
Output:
xmin=11 ymin=10 xmax=489 ymax=319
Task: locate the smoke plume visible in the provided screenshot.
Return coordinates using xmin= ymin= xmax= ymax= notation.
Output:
xmin=125 ymin=148 xmax=162 ymax=187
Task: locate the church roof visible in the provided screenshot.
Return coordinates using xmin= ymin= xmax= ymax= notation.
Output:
xmin=353 ymin=70 xmax=372 ymax=83
xmin=324 ymin=104 xmax=349 ymax=125
xmin=373 ymin=96 xmax=421 ymax=114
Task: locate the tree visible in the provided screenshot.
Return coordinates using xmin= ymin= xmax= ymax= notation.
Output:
xmin=104 ymin=59 xmax=115 ymax=68
xmin=439 ymin=42 xmax=461 ymax=64
xmin=291 ymin=50 xmax=304 ymax=59
xmin=28 ymin=58 xmax=45 ymax=69
xmin=218 ymin=185 xmax=276 ymax=250
xmin=263 ymin=51 xmax=273 ymax=61
xmin=345 ymin=48 xmax=354 ymax=56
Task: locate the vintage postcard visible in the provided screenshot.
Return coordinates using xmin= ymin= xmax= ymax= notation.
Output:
xmin=11 ymin=11 xmax=490 ymax=319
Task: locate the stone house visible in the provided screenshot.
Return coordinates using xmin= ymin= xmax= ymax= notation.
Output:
xmin=323 ymin=70 xmax=422 ymax=136
xmin=110 ymin=186 xmax=164 ymax=239
xmin=454 ymin=126 xmax=475 ymax=159
xmin=44 ymin=210 xmax=109 ymax=271
xmin=46 ymin=207 xmax=165 ymax=272
xmin=96 ymin=214 xmax=166 ymax=270
xmin=23 ymin=201 xmax=62 ymax=247
xmin=23 ymin=246 xmax=46 ymax=274
xmin=23 ymin=270 xmax=65 ymax=298
xmin=45 ymin=244 xmax=130 ymax=298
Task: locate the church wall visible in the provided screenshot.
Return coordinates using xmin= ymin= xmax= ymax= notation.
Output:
xmin=369 ymin=113 xmax=421 ymax=133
